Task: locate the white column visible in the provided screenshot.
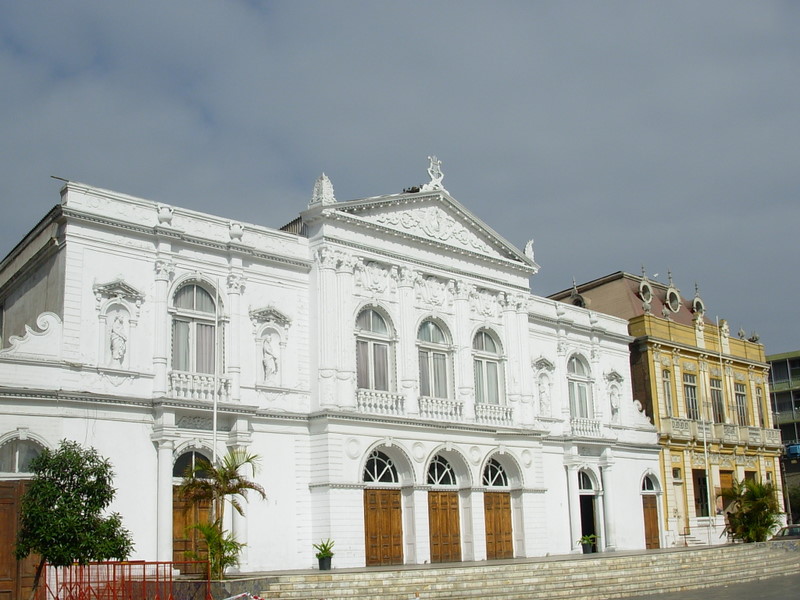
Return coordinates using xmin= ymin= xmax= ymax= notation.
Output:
xmin=454 ymin=281 xmax=475 ymax=421
xmin=335 ymin=254 xmax=357 ymax=408
xmin=226 ymin=273 xmax=245 ymax=401
xmin=153 ymin=259 xmax=174 ymax=396
xmin=566 ymin=465 xmax=582 ymax=552
xmin=398 ymin=268 xmax=419 ymax=415
xmin=152 ymin=430 xmax=176 ymax=561
xmin=315 ymin=248 xmax=340 ymax=409
xmin=601 ymin=464 xmax=616 ymax=550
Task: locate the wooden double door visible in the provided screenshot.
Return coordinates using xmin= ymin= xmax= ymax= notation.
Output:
xmin=364 ymin=489 xmax=403 ymax=566
xmin=428 ymin=491 xmax=461 ymax=563
xmin=0 ymin=481 xmax=37 ymax=600
xmin=642 ymin=495 xmax=660 ymax=549
xmin=484 ymin=491 xmax=513 ymax=560
xmin=172 ymin=487 xmax=211 ymax=574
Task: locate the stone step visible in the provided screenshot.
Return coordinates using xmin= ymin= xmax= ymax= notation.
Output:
xmin=238 ymin=544 xmax=799 ymax=600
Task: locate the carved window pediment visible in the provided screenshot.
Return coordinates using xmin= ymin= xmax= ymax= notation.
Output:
xmin=604 ymin=370 xmax=625 ymax=384
xmin=249 ymin=306 xmax=291 ymax=331
xmin=93 ymin=279 xmax=145 ymax=318
xmin=533 ymin=357 xmax=555 ymax=373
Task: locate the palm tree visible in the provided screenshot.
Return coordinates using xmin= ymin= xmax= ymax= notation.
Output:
xmin=179 ymin=449 xmax=267 ymax=524
xmin=178 ymin=449 xmax=266 ymax=578
xmin=721 ymin=479 xmax=781 ymax=543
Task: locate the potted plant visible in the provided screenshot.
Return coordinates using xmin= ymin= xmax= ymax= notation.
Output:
xmin=578 ymin=533 xmax=598 ymax=554
xmin=313 ymin=538 xmax=335 ymax=570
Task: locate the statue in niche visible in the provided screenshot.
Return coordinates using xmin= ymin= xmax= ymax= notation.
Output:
xmin=610 ymin=386 xmax=620 ymax=423
xmin=109 ymin=315 xmax=127 ymax=364
xmin=262 ymin=333 xmax=279 ymax=383
xmin=537 ymin=375 xmax=551 ymax=416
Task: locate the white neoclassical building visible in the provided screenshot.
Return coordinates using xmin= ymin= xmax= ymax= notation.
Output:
xmin=0 ymin=159 xmax=660 ymax=574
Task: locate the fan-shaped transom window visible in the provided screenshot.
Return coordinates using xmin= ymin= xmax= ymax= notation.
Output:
xmin=172 ymin=283 xmax=219 ymax=374
xmin=0 ymin=439 xmax=44 ymax=473
xmin=642 ymin=475 xmax=657 ymax=492
xmin=567 ymin=355 xmax=593 ymax=419
xmin=356 ymin=309 xmax=394 ymax=391
xmin=173 ymin=450 xmax=211 ymax=478
xmin=482 ymin=458 xmax=509 ymax=487
xmin=363 ymin=450 xmax=399 ymax=484
xmin=427 ymin=455 xmax=456 ymax=486
xmin=473 ymin=330 xmax=502 ymax=405
xmin=578 ymin=471 xmax=594 ymax=491
xmin=418 ymin=320 xmax=451 ymax=399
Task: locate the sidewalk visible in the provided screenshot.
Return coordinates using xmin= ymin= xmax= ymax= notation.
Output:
xmin=619 ymin=572 xmax=800 ymax=600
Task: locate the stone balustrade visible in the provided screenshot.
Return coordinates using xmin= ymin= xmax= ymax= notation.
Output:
xmin=168 ymin=371 xmax=231 ymax=403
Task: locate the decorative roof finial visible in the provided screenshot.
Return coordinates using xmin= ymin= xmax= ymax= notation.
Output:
xmin=668 ymin=270 xmax=674 ymax=287
xmin=694 ymin=282 xmax=701 ymax=298
xmin=310 ymin=173 xmax=336 ymax=207
xmin=420 ymin=155 xmax=447 ymax=193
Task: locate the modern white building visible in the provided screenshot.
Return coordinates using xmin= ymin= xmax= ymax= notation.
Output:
xmin=0 ymin=159 xmax=660 ymax=574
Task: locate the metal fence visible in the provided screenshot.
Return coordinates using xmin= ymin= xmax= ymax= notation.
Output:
xmin=42 ymin=561 xmax=211 ymax=600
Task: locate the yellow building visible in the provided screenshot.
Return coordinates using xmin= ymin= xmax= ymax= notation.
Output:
xmin=550 ymin=272 xmax=783 ymax=546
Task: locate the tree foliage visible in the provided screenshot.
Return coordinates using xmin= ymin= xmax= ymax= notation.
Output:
xmin=721 ymin=479 xmax=781 ymax=543
xmin=178 ymin=449 xmax=265 ymax=579
xmin=15 ymin=440 xmax=133 ymax=594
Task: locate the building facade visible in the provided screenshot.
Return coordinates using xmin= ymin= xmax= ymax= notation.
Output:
xmin=768 ymin=350 xmax=800 ymax=448
xmin=1 ymin=162 xmax=660 ymax=582
xmin=550 ymin=272 xmax=783 ymax=546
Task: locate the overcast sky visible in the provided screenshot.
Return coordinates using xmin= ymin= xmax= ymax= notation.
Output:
xmin=1 ymin=1 xmax=798 ymax=354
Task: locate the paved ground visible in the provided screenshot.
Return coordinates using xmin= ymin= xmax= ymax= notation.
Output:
xmin=617 ymin=572 xmax=800 ymax=600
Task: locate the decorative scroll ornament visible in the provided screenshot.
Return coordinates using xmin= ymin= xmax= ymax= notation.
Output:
xmin=154 ymin=259 xmax=175 ymax=281
xmin=310 ymin=173 xmax=336 ymax=207
xmin=354 ymin=260 xmax=395 ymax=294
xmin=470 ymin=288 xmax=501 ymax=318
xmin=415 ymin=275 xmax=451 ymax=307
xmin=420 ymin=155 xmax=446 ymax=193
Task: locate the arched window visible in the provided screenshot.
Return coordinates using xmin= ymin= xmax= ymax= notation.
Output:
xmin=427 ymin=455 xmax=456 ymax=486
xmin=662 ymin=369 xmax=673 ymax=417
xmin=363 ymin=450 xmax=399 ymax=483
xmin=171 ymin=283 xmax=219 ymax=374
xmin=172 ymin=450 xmax=211 ymax=479
xmin=473 ymin=330 xmax=502 ymax=405
xmin=568 ymin=355 xmax=593 ymax=419
xmin=418 ymin=320 xmax=451 ymax=399
xmin=0 ymin=438 xmax=44 ymax=473
xmin=482 ymin=458 xmax=509 ymax=487
xmin=642 ymin=475 xmax=657 ymax=492
xmin=356 ymin=309 xmax=394 ymax=391
xmin=578 ymin=470 xmax=594 ymax=491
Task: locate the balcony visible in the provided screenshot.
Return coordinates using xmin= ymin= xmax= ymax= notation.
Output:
xmin=764 ymin=428 xmax=782 ymax=448
xmin=692 ymin=420 xmax=712 ymax=440
xmin=713 ymin=423 xmax=739 ymax=444
xmin=570 ymin=417 xmax=601 ymax=438
xmin=169 ymin=371 xmax=231 ymax=403
xmin=475 ymin=403 xmax=514 ymax=427
xmin=739 ymin=426 xmax=763 ymax=446
xmin=419 ymin=396 xmax=464 ymax=421
xmin=662 ymin=417 xmax=692 ymax=440
xmin=357 ymin=389 xmax=405 ymax=416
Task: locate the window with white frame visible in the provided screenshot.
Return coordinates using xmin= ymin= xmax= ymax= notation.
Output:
xmin=482 ymin=458 xmax=508 ymax=487
xmin=567 ymin=355 xmax=593 ymax=419
xmin=171 ymin=283 xmax=219 ymax=374
xmin=683 ymin=373 xmax=699 ymax=420
xmin=662 ymin=370 xmax=673 ymax=417
xmin=418 ymin=320 xmax=451 ymax=399
xmin=356 ymin=309 xmax=393 ymax=391
xmin=363 ymin=450 xmax=398 ymax=483
xmin=735 ymin=383 xmax=749 ymax=426
xmin=473 ymin=330 xmax=502 ymax=405
xmin=0 ymin=438 xmax=44 ymax=473
xmin=710 ymin=378 xmax=725 ymax=423
xmin=756 ymin=386 xmax=765 ymax=428
xmin=427 ymin=455 xmax=456 ymax=486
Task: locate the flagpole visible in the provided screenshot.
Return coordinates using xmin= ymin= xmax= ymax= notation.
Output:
xmin=213 ymin=279 xmax=220 ymax=465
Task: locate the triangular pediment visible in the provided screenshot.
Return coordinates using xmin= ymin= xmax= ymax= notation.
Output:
xmin=329 ymin=192 xmax=537 ymax=270
xmin=92 ymin=279 xmax=144 ymax=302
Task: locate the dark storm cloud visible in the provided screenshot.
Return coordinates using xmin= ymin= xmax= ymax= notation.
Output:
xmin=1 ymin=1 xmax=798 ymax=352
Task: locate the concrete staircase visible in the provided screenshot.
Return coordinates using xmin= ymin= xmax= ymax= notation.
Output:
xmin=211 ymin=543 xmax=799 ymax=600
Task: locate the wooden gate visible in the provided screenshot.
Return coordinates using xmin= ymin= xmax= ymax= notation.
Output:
xmin=428 ymin=491 xmax=461 ymax=563
xmin=364 ymin=489 xmax=403 ymax=566
xmin=483 ymin=491 xmax=512 ymax=560
xmin=0 ymin=480 xmax=37 ymax=600
xmin=172 ymin=487 xmax=210 ymax=575
xmin=642 ymin=495 xmax=660 ymax=549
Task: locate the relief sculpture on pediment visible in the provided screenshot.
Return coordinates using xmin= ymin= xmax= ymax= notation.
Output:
xmin=373 ymin=206 xmax=492 ymax=254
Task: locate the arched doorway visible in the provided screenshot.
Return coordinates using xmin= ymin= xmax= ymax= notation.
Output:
xmin=482 ymin=458 xmax=513 ymax=559
xmin=172 ymin=449 xmax=211 ymax=573
xmin=427 ymin=455 xmax=461 ymax=563
xmin=578 ymin=470 xmax=599 ymax=551
xmin=363 ymin=450 xmax=403 ymax=566
xmin=641 ymin=474 xmax=661 ymax=549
